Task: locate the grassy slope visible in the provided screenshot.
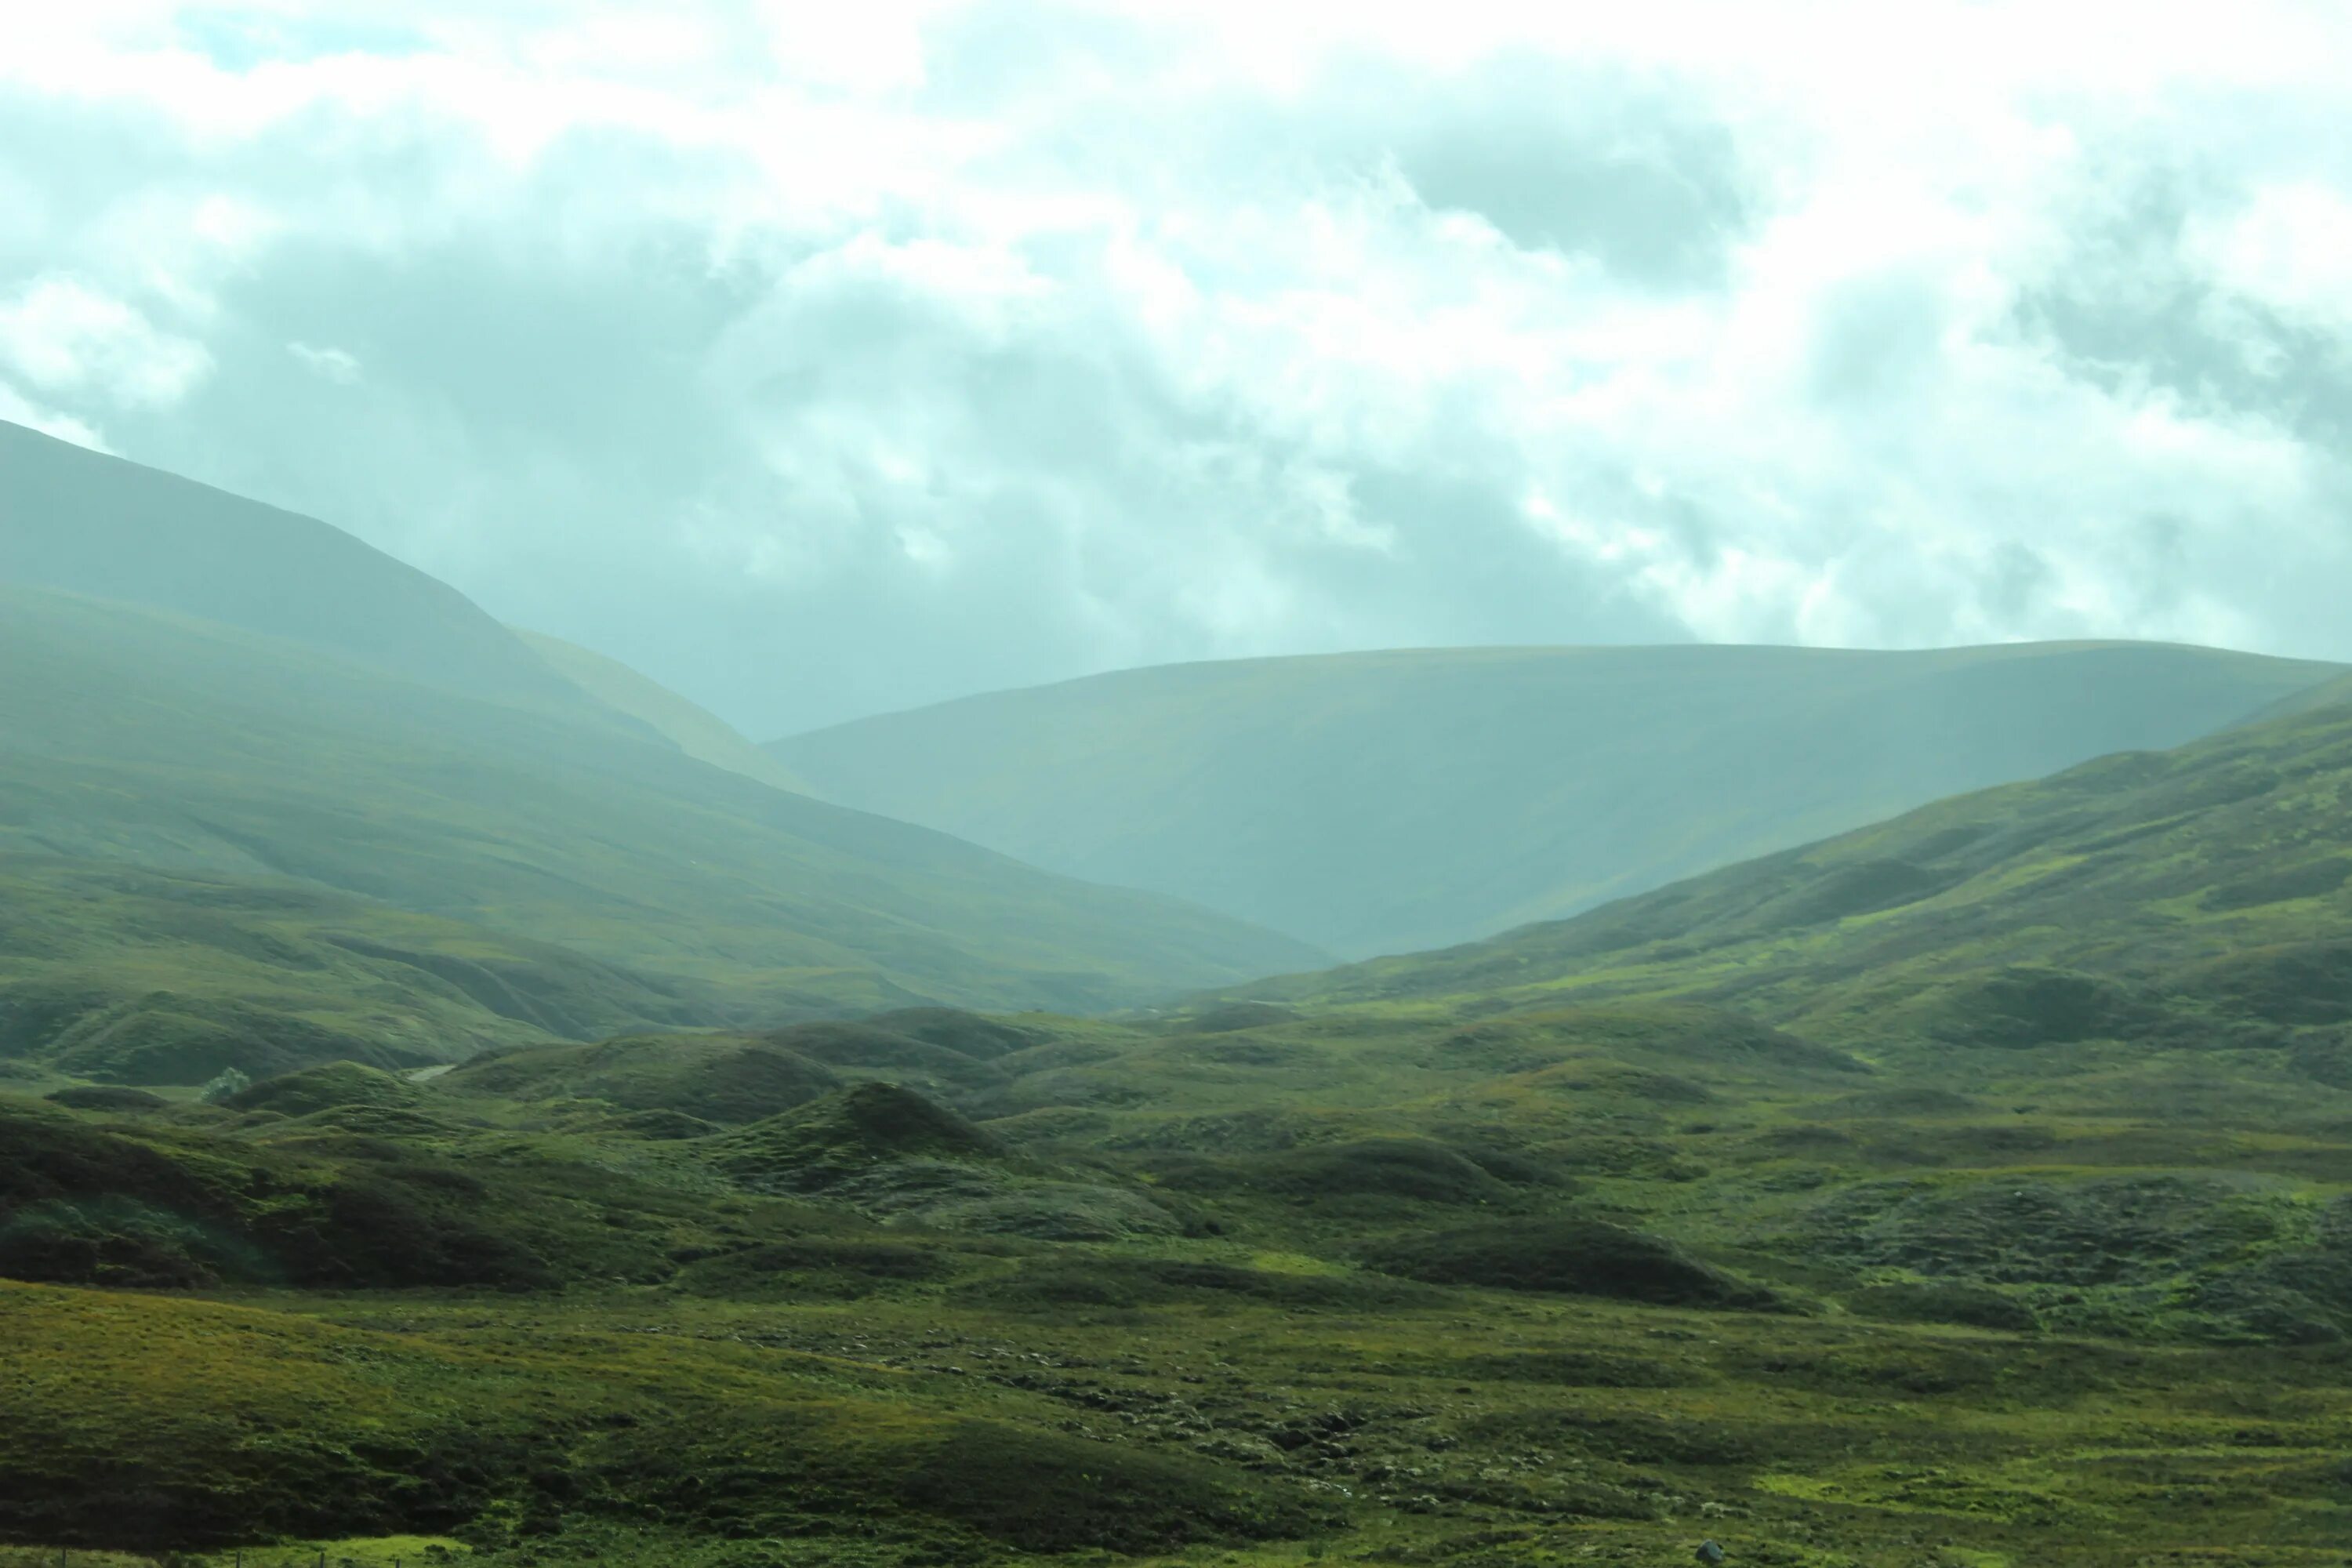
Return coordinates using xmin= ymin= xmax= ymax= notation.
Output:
xmin=9 ymin=676 xmax=2352 ymax=1556
xmin=772 ymin=642 xmax=2343 ymax=957
xmin=1243 ymin=688 xmax=2352 ymax=1066
xmin=0 ymin=420 xmax=597 ymax=717
xmin=0 ymin=855 xmax=707 ymax=1083
xmin=3 ymin=988 xmax=2345 ymax=1567
xmin=9 ymin=414 xmax=2350 ymax=1566
xmin=0 ymin=583 xmax=1323 ymax=1073
xmin=514 ymin=629 xmax=818 ymax=797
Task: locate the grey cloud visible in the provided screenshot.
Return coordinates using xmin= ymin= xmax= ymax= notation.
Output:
xmin=2011 ymin=154 xmax=2352 ymax=445
xmin=1805 ymin=268 xmax=1948 ymax=406
xmin=1393 ymin=68 xmax=1753 ymax=288
xmin=74 ymin=173 xmax=1680 ymax=734
xmin=1976 ymin=541 xmax=2054 ymax=625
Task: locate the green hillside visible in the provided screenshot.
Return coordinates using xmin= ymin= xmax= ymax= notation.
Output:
xmin=772 ymin=642 xmax=2343 ymax=956
xmin=1241 ymin=685 xmax=2352 ymax=1069
xmin=0 ymin=583 xmax=1320 ymax=1079
xmin=12 ymin=426 xmax=2352 ymax=1568
xmin=9 ymin=690 xmax=2352 ymax=1566
xmin=515 ymin=629 xmax=816 ymax=796
xmin=0 ymin=855 xmax=704 ymax=1084
xmin=0 ymin=421 xmax=595 ymax=714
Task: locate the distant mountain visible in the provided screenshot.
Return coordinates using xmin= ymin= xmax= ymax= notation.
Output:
xmin=0 ymin=419 xmax=591 ymax=713
xmin=0 ymin=437 xmax=1324 ymax=1081
xmin=0 ymin=583 xmax=1319 ymax=1056
xmin=517 ymin=628 xmax=817 ymax=796
xmin=771 ymin=643 xmax=2344 ymax=957
xmin=1243 ymin=687 xmax=2352 ymax=1083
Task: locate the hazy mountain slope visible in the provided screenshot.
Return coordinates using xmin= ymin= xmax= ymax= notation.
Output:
xmin=517 ymin=628 xmax=816 ymax=795
xmin=1243 ymin=691 xmax=2352 ymax=1075
xmin=0 ymin=854 xmax=703 ymax=1083
xmin=0 ymin=583 xmax=1323 ymax=1060
xmin=771 ymin=642 xmax=2343 ymax=956
xmin=0 ymin=419 xmax=602 ymax=715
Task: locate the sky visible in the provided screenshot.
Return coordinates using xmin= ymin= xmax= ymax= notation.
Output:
xmin=5 ymin=2 xmax=2352 ymax=737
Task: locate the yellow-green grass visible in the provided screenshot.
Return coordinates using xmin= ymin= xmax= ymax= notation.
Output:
xmin=11 ymin=1274 xmax=2347 ymax=1567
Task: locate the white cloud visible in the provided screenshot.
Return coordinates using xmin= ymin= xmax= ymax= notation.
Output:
xmin=2 ymin=2 xmax=2350 ymax=733
xmin=287 ymin=340 xmax=361 ymax=383
xmin=0 ymin=278 xmax=212 ymax=408
xmin=2189 ymin=182 xmax=2352 ymax=335
xmin=0 ymin=379 xmax=112 ymax=451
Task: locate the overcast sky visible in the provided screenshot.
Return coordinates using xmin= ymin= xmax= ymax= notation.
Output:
xmin=6 ymin=2 xmax=2352 ymax=735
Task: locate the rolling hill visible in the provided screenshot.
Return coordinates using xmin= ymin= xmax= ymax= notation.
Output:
xmin=770 ymin=641 xmax=2343 ymax=957
xmin=0 ymin=433 xmax=1326 ymax=1081
xmin=0 ymin=419 xmax=595 ymax=714
xmin=9 ymin=608 xmax=2352 ymax=1568
xmin=1238 ymin=684 xmax=2352 ymax=1083
xmin=0 ymin=854 xmax=706 ymax=1083
xmin=0 ymin=581 xmax=1321 ymax=1070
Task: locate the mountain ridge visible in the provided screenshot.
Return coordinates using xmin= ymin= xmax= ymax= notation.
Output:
xmin=0 ymin=419 xmax=597 ymax=717
xmin=772 ymin=639 xmax=2345 ymax=956
xmin=1230 ymin=683 xmax=2352 ymax=1074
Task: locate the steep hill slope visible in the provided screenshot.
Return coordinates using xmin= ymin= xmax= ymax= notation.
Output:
xmin=0 ymin=581 xmax=1322 ymax=1076
xmin=517 ymin=628 xmax=815 ymax=795
xmin=1243 ymin=690 xmax=2352 ymax=1079
xmin=771 ymin=642 xmax=2341 ymax=956
xmin=0 ymin=419 xmax=592 ymax=714
xmin=0 ymin=854 xmax=702 ymax=1084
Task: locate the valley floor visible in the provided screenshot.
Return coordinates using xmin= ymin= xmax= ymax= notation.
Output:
xmin=8 ymin=1269 xmax=2347 ymax=1568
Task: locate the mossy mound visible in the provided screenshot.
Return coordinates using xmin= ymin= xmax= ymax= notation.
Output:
xmin=714 ymin=1083 xmax=1004 ymax=1193
xmin=1848 ymin=1279 xmax=2040 ymax=1332
xmin=1805 ymin=1176 xmax=2352 ymax=1341
xmin=1151 ymin=1136 xmax=1513 ymax=1207
xmin=912 ymin=1182 xmax=1186 ymax=1241
xmin=0 ymin=1106 xmax=790 ymax=1290
xmin=32 ymin=991 xmax=428 ymax=1086
xmin=1365 ymin=1216 xmax=1783 ymax=1309
xmin=1919 ymin=967 xmax=2165 ymax=1049
xmin=763 ymin=1021 xmax=1007 ymax=1089
xmin=895 ymin=1419 xmax=1317 ymax=1553
xmin=0 ymin=1280 xmax=524 ymax=1545
xmin=439 ymin=1034 xmax=840 ymax=1125
xmin=0 ymin=1279 xmax=1312 ymax=1555
xmin=42 ymin=1085 xmax=168 ymax=1112
xmin=674 ymin=1238 xmax=957 ymax=1298
xmin=267 ymin=1102 xmax=462 ymax=1141
xmin=1445 ymin=1348 xmax=1690 ymax=1387
xmin=1815 ymin=1087 xmax=1983 ymax=1119
xmin=1806 ymin=1175 xmax=2288 ymax=1287
xmin=1512 ymin=1060 xmax=1718 ymax=1105
xmin=1467 ymin=1406 xmax=1760 ymax=1468
xmin=1174 ymin=1001 xmax=1302 ymax=1034
xmin=962 ymin=1254 xmax=1431 ymax=1313
xmin=568 ymin=1107 xmax=724 ymax=1141
xmin=2177 ymin=940 xmax=2352 ymax=1026
xmin=1465 ymin=1003 xmax=1866 ymax=1077
xmin=862 ymin=1007 xmax=1052 ymax=1061
xmin=2200 ymin=855 xmax=2352 ymax=912
xmin=226 ymin=1061 xmax=423 ymax=1118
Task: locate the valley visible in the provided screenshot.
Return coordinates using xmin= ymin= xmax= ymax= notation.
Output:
xmin=2 ymin=425 xmax=2347 ymax=1568
xmin=773 ymin=643 xmax=2344 ymax=958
